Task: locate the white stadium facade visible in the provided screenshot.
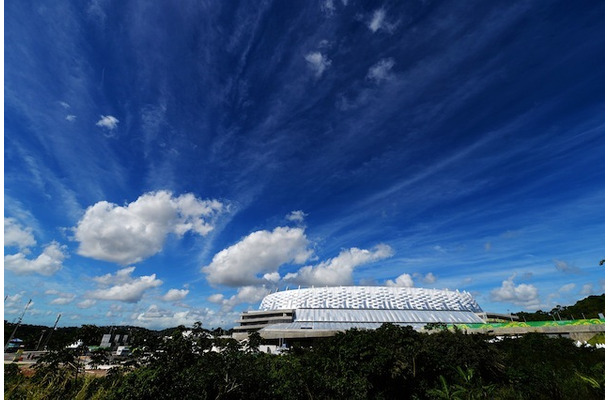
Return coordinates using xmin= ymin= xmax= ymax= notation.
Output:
xmin=233 ymin=286 xmax=486 ymax=342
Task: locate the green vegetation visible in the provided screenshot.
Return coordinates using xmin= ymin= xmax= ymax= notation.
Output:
xmin=4 ymin=324 xmax=605 ymax=400
xmin=4 ymin=295 xmax=605 ymax=399
xmin=516 ymin=294 xmax=605 ymax=322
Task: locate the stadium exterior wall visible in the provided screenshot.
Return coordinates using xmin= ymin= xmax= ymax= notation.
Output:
xmin=233 ymin=286 xmax=484 ymax=341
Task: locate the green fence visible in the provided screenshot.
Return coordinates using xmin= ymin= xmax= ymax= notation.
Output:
xmin=453 ymin=318 xmax=605 ymax=331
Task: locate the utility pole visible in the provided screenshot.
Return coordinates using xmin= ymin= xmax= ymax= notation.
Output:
xmin=42 ymin=313 xmax=62 ymax=350
xmin=4 ymin=299 xmax=32 ymax=352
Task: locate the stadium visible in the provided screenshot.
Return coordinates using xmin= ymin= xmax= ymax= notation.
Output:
xmin=233 ymin=286 xmax=486 ymax=342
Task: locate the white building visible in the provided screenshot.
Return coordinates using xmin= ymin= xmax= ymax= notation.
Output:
xmin=233 ymin=286 xmax=484 ymax=341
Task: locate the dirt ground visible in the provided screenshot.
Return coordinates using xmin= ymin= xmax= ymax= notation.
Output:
xmin=15 ymin=364 xmax=110 ymax=378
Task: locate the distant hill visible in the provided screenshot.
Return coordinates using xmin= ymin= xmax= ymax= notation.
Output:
xmin=516 ymin=294 xmax=605 ymax=322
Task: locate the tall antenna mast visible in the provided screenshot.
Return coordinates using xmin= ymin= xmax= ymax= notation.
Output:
xmin=4 ymin=299 xmax=32 ymax=352
xmin=42 ymin=313 xmax=62 ymax=350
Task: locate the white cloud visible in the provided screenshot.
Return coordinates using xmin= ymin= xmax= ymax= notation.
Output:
xmin=263 ymin=272 xmax=281 ymax=282
xmin=66 ymin=115 xmax=77 ymax=121
xmin=202 ymin=226 xmax=313 ymax=287
xmin=88 ymin=268 xmax=163 ymax=303
xmin=207 ymin=293 xmax=225 ymax=304
xmin=5 ymin=292 xmax=24 ymax=303
xmin=50 ymin=294 xmax=76 ymax=305
xmin=386 ymin=273 xmax=414 ymax=287
xmin=213 ymin=285 xmax=270 ymax=312
xmin=4 ymin=217 xmax=36 ymax=249
xmin=161 ymin=288 xmax=189 ymax=302
xmin=286 ymin=210 xmax=307 ymax=223
xmin=489 ymin=275 xmax=541 ymax=309
xmin=59 ymin=101 xmax=70 ymax=109
xmin=209 ymin=286 xmax=270 ymax=312
xmin=558 ymin=283 xmax=575 ymax=293
xmin=553 ymin=259 xmax=581 ymax=274
xmin=367 ymin=8 xmax=397 ymax=33
xmin=4 ymin=292 xmax=26 ymax=310
xmin=96 ymin=115 xmax=119 ymax=130
xmin=305 ymin=52 xmax=331 ymax=78
xmin=132 ymin=304 xmax=229 ymax=329
xmin=366 ymin=58 xmax=395 ymax=83
xmin=579 ymin=283 xmax=594 ymax=295
xmin=93 ymin=267 xmax=137 ymax=285
xmin=77 ymin=299 xmax=97 ymax=309
xmin=422 ymin=272 xmax=437 ymax=284
xmin=369 ymin=9 xmax=385 ymax=32
xmin=4 ymin=241 xmax=67 ymax=275
xmin=74 ymin=190 xmax=225 ymax=265
xmin=285 ymin=244 xmax=393 ymax=286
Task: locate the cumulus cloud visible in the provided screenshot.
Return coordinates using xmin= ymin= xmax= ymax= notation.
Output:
xmin=422 ymin=272 xmax=437 ymax=284
xmin=366 ymin=58 xmax=395 ymax=83
xmin=202 ymin=227 xmax=313 ymax=287
xmin=386 ymin=273 xmax=414 ymax=287
xmin=553 ymin=259 xmax=581 ymax=274
xmin=207 ymin=294 xmax=225 ymax=303
xmin=210 ymin=286 xmax=270 ymax=311
xmin=93 ymin=267 xmax=137 ymax=285
xmin=88 ymin=267 xmax=162 ymax=303
xmin=161 ymin=288 xmax=189 ymax=302
xmin=96 ymin=115 xmax=119 ymax=130
xmin=50 ymin=294 xmax=76 ymax=305
xmin=263 ymin=272 xmax=281 ymax=282
xmin=285 ymin=244 xmax=393 ymax=286
xmin=286 ymin=210 xmax=307 ymax=223
xmin=74 ymin=190 xmax=225 ymax=265
xmin=77 ymin=299 xmax=97 ymax=309
xmin=4 ymin=217 xmax=36 ymax=249
xmin=4 ymin=241 xmax=67 ymax=275
xmin=305 ymin=52 xmax=331 ymax=78
xmin=5 ymin=292 xmax=26 ymax=311
xmin=489 ymin=274 xmax=540 ymax=309
xmin=132 ymin=304 xmax=229 ymax=329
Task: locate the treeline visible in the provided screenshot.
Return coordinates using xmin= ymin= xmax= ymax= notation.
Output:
xmin=3 ymin=321 xmax=231 ymax=351
xmin=5 ymin=294 xmax=604 ymax=350
xmin=516 ymin=294 xmax=605 ymax=322
xmin=5 ymin=324 xmax=605 ymax=400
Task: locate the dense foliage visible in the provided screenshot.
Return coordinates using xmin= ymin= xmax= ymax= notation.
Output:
xmin=516 ymin=294 xmax=605 ymax=322
xmin=5 ymin=324 xmax=605 ymax=400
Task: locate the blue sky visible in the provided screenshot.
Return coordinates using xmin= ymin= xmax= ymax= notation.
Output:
xmin=4 ymin=1 xmax=605 ymax=329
